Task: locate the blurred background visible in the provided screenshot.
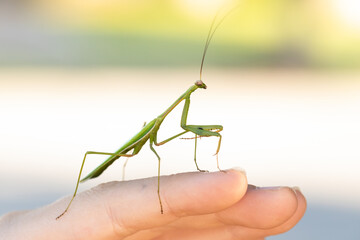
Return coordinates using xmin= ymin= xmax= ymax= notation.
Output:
xmin=0 ymin=0 xmax=359 ymax=239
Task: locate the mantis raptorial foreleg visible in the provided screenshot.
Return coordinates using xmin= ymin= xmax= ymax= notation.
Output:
xmin=185 ymin=126 xmax=223 ymax=171
xmin=180 ymin=96 xmax=223 ymax=171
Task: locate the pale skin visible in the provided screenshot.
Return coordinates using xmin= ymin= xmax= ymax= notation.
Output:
xmin=0 ymin=169 xmax=307 ymax=240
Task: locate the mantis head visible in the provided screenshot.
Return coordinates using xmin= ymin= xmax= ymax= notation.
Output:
xmin=195 ymin=80 xmax=207 ymax=89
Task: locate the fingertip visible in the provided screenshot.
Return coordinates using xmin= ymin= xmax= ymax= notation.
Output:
xmin=222 ymin=168 xmax=248 ymax=200
xmin=292 ymin=186 xmax=307 ymax=218
xmin=217 ymin=186 xmax=299 ymax=229
xmin=256 ymin=186 xmax=299 ymax=229
xmin=261 ymin=187 xmax=307 ymax=236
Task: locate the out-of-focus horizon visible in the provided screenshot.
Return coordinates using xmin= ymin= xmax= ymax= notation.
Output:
xmin=0 ymin=0 xmax=359 ymax=69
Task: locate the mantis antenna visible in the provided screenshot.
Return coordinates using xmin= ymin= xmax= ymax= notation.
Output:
xmin=199 ymin=5 xmax=241 ymax=80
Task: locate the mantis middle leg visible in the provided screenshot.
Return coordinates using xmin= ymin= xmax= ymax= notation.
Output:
xmin=149 ymin=139 xmax=163 ymax=214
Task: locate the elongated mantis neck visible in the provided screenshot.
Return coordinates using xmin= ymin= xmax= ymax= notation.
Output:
xmin=158 ymin=79 xmax=207 ymax=120
xmin=158 ymin=80 xmax=207 ymax=119
xmin=158 ymin=84 xmax=199 ymax=119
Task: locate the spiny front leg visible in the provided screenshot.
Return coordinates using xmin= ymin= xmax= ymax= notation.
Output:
xmin=180 ymin=96 xmax=223 ymax=171
xmin=182 ymin=125 xmax=223 ymax=171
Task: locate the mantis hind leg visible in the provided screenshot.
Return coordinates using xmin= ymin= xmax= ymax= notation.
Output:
xmin=56 ymin=151 xmax=136 ymax=220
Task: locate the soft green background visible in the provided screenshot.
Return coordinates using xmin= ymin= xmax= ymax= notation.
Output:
xmin=1 ymin=0 xmax=359 ymax=68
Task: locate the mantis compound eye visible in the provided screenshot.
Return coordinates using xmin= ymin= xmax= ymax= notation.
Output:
xmin=195 ymin=80 xmax=207 ymax=89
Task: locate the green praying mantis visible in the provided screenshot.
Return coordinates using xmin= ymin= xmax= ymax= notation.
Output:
xmin=56 ymin=8 xmax=236 ymax=220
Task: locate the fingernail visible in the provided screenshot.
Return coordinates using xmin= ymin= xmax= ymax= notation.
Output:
xmin=247 ymin=184 xmax=257 ymax=190
xmin=256 ymin=186 xmax=285 ymax=191
xmin=229 ymin=167 xmax=246 ymax=176
xmin=291 ymin=186 xmax=302 ymax=195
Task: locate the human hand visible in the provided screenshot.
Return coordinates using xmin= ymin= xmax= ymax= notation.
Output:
xmin=0 ymin=169 xmax=306 ymax=240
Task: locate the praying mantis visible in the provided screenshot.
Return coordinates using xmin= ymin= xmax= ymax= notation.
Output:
xmin=56 ymin=8 xmax=236 ymax=220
